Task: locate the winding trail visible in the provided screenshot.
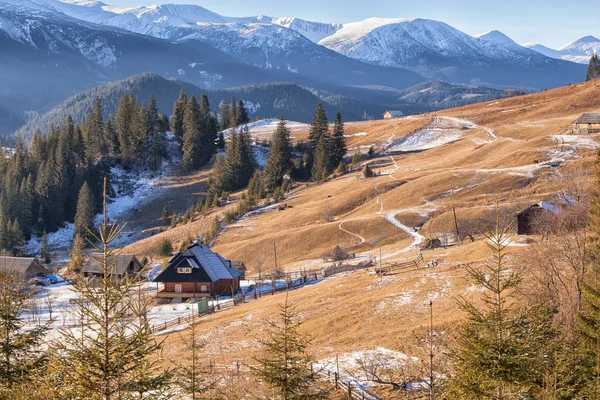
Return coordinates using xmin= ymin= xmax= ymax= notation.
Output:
xmin=338 ymin=221 xmax=366 ymax=244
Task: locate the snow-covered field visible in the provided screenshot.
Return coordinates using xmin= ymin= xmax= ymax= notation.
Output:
xmin=243 ymin=118 xmax=309 ymax=138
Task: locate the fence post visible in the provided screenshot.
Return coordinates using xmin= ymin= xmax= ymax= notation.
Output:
xmin=335 ymin=372 xmax=338 ymax=388
xmin=348 ymin=383 xmax=352 ymax=399
xmin=236 ymin=361 xmax=240 ymax=375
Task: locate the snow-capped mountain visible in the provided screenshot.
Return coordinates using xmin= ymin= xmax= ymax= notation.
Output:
xmin=523 ymin=36 xmax=600 ymax=64
xmin=317 ymin=17 xmax=585 ymax=88
xmin=270 ymin=17 xmax=342 ymax=43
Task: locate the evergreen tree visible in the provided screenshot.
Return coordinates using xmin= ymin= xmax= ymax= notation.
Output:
xmin=219 ymin=100 xmax=230 ymax=131
xmin=103 ymin=118 xmax=119 ymax=157
xmin=53 ymin=181 xmax=171 ymax=399
xmin=147 ymin=94 xmax=163 ymax=171
xmin=73 ymin=182 xmax=94 ymax=241
xmin=311 ymin=135 xmax=329 ymax=183
xmin=236 ymin=100 xmax=250 ymax=125
xmin=182 ymin=96 xmax=202 ymax=170
xmin=248 ymin=170 xmax=265 ymax=199
xmin=329 ymin=111 xmax=347 ymax=170
xmin=229 ymin=97 xmax=238 ymax=129
xmin=217 ymin=131 xmax=226 ymax=151
xmin=447 ymin=214 xmax=551 ymax=399
xmin=264 ymin=118 xmax=293 ymax=190
xmin=68 ymin=234 xmax=85 ymax=273
xmin=40 ymin=231 xmax=51 ymax=264
xmin=208 ymin=153 xmax=227 ymax=196
xmin=116 ymin=94 xmax=134 ymax=165
xmin=84 ymin=97 xmax=104 ymax=162
xmin=171 ymin=89 xmax=187 ymax=146
xmin=0 ymin=266 xmax=50 ymax=395
xmin=198 ymin=94 xmax=218 ymax=167
xmin=308 ymin=103 xmax=329 ymax=150
xmin=577 ymin=281 xmax=600 ymax=397
xmin=351 ymin=150 xmax=361 ymax=168
xmin=251 ymin=295 xmax=329 ymax=400
xmin=586 ymin=53 xmax=600 ymax=81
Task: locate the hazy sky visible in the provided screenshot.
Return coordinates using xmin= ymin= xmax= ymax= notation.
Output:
xmin=108 ymin=0 xmax=599 ymax=48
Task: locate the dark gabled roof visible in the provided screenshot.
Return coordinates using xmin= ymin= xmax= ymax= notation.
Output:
xmin=154 ymin=243 xmax=243 ymax=283
xmin=0 ymin=257 xmax=47 ymax=276
xmin=82 ymin=254 xmax=142 ymax=276
xmin=574 ymin=113 xmax=600 ymax=124
xmin=516 ymin=201 xmax=561 ymax=217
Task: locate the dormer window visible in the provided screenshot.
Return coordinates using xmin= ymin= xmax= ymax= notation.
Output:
xmin=177 ymin=267 xmax=192 ymax=274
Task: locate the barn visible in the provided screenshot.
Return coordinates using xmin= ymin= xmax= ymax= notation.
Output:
xmin=516 ymin=201 xmax=561 ymax=235
xmin=154 ymin=243 xmax=244 ymax=298
xmin=383 ymin=110 xmax=404 ymax=120
xmin=82 ymin=254 xmax=143 ymax=281
xmin=573 ymin=113 xmax=600 ymax=133
xmin=0 ymin=256 xmax=49 ymax=280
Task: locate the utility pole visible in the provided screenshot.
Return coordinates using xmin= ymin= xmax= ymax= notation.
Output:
xmin=429 ymin=300 xmax=435 ymax=400
xmin=453 ymin=207 xmax=461 ymax=246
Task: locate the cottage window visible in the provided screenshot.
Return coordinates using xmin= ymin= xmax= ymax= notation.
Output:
xmin=177 ymin=267 xmax=192 ymax=274
xmin=201 ymin=285 xmax=207 ymax=292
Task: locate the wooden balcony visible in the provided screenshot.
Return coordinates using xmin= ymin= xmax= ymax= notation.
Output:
xmin=156 ymin=290 xmax=211 ymax=298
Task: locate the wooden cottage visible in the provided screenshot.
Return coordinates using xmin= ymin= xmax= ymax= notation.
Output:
xmin=82 ymin=254 xmax=143 ymax=281
xmin=154 ymin=243 xmax=244 ymax=298
xmin=0 ymin=256 xmax=49 ymax=280
xmin=383 ymin=110 xmax=404 ymax=120
xmin=573 ymin=113 xmax=600 ymax=133
xmin=516 ymin=201 xmax=561 ymax=235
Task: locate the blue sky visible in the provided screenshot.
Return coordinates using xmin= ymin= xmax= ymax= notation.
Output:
xmin=109 ymin=0 xmax=599 ymax=48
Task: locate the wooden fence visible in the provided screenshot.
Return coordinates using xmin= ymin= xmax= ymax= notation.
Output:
xmin=320 ymin=370 xmax=380 ymax=400
xmin=373 ymin=253 xmax=424 ymax=276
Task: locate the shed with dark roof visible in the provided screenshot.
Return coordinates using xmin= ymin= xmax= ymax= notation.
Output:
xmin=573 ymin=113 xmax=600 ymax=133
xmin=82 ymin=254 xmax=142 ymax=281
xmin=154 ymin=243 xmax=244 ymax=298
xmin=0 ymin=257 xmax=49 ymax=280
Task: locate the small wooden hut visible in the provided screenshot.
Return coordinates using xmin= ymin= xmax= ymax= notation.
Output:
xmin=383 ymin=110 xmax=404 ymax=120
xmin=573 ymin=113 xmax=600 ymax=133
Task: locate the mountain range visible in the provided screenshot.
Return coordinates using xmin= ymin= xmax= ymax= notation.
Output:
xmin=0 ymin=0 xmax=594 ymax=137
xmin=523 ymin=36 xmax=600 ymax=64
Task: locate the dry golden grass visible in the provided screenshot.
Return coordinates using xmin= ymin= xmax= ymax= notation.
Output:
xmin=127 ymin=81 xmax=600 ymax=393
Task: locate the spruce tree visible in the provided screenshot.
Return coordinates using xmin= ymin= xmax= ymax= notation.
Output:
xmin=68 ymin=234 xmax=85 ymax=272
xmin=329 ymin=111 xmax=347 ymax=170
xmin=198 ymin=94 xmax=218 ymax=167
xmin=308 ymin=103 xmax=329 ymax=150
xmin=73 ymin=182 xmax=94 ymax=241
xmin=53 ymin=180 xmax=171 ymax=399
xmin=40 ymin=231 xmax=51 ymax=264
xmin=264 ymin=118 xmax=293 ymax=191
xmin=236 ymin=100 xmax=250 ymax=125
xmin=586 ymin=53 xmax=600 ymax=81
xmin=351 ymin=150 xmax=361 ymax=169
xmin=171 ymin=89 xmax=187 ymax=146
xmin=447 ymin=213 xmax=550 ymax=399
xmin=219 ymin=100 xmax=230 ymax=131
xmin=116 ymin=94 xmax=133 ymax=165
xmin=229 ymin=97 xmax=238 ymax=129
xmin=182 ymin=96 xmax=202 ymax=170
xmin=0 ymin=266 xmax=50 ymax=395
xmin=311 ymin=135 xmax=329 ymax=183
xmin=251 ymin=295 xmax=329 ymax=399
xmin=577 ymin=281 xmax=600 ymax=397
xmin=84 ymin=97 xmax=104 ymax=162
xmin=248 ymin=170 xmax=265 ymax=199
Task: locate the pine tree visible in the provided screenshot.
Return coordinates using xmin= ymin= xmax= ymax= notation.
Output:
xmin=162 ymin=205 xmax=170 ymax=222
xmin=577 ymin=281 xmax=600 ymax=397
xmin=308 ymin=103 xmax=329 ymax=150
xmin=103 ymin=118 xmax=119 ymax=157
xmin=116 ymin=94 xmax=133 ymax=165
xmin=198 ymin=94 xmax=218 ymax=167
xmin=251 ymin=295 xmax=329 ymax=399
xmin=173 ymin=310 xmax=215 ymax=399
xmin=447 ymin=212 xmax=550 ymax=399
xmin=40 ymin=231 xmax=51 ymax=264
xmin=351 ymin=150 xmax=361 ymax=169
xmin=248 ymin=170 xmax=265 ymax=199
xmin=311 ymin=135 xmax=329 ymax=183
xmin=0 ymin=265 xmax=50 ymax=395
xmin=73 ymin=182 xmax=94 ymax=241
xmin=171 ymin=89 xmax=187 ymax=146
xmin=84 ymin=97 xmax=104 ymax=162
xmin=264 ymin=118 xmax=293 ymax=191
xmin=586 ymin=53 xmax=600 ymax=81
xmin=219 ymin=100 xmax=230 ymax=131
xmin=236 ymin=100 xmax=250 ymax=125
xmin=217 ymin=131 xmax=225 ymax=151
xmin=68 ymin=234 xmax=85 ymax=273
xmin=148 ymin=94 xmax=163 ymax=171
xmin=329 ymin=111 xmax=347 ymax=170
xmin=53 ymin=180 xmax=171 ymax=399
xmin=229 ymin=97 xmax=238 ymax=129
xmin=182 ymin=96 xmax=202 ymax=170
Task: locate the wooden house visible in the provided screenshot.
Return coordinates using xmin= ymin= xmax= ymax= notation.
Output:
xmin=153 ymin=243 xmax=244 ymax=299
xmin=573 ymin=113 xmax=600 ymax=133
xmin=516 ymin=201 xmax=561 ymax=235
xmin=0 ymin=256 xmax=49 ymax=280
xmin=82 ymin=254 xmax=143 ymax=281
xmin=383 ymin=110 xmax=404 ymax=120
